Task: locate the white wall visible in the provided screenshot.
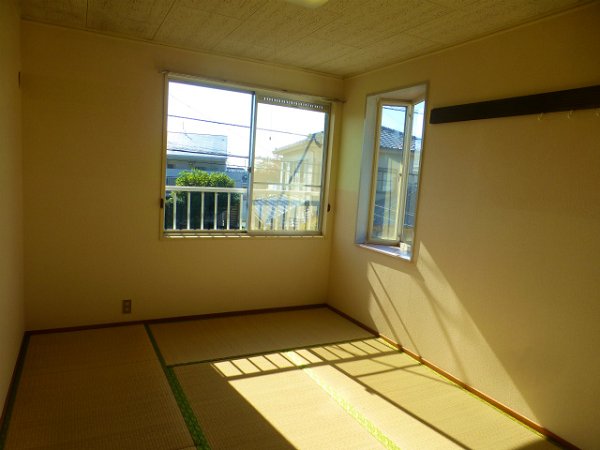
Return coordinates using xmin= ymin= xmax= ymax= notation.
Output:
xmin=18 ymin=4 xmax=600 ymax=447
xmin=0 ymin=0 xmax=24 ymax=413
xmin=329 ymin=4 xmax=600 ymax=448
xmin=21 ymin=22 xmax=343 ymax=330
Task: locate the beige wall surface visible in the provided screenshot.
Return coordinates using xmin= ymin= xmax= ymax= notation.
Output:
xmin=21 ymin=22 xmax=343 ymax=331
xmin=328 ymin=4 xmax=600 ymax=449
xmin=0 ymin=0 xmax=24 ymax=412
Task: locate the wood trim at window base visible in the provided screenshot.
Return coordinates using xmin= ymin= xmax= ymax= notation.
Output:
xmin=326 ymin=305 xmax=579 ymax=450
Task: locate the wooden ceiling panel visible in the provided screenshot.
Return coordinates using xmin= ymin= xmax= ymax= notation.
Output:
xmin=22 ymin=0 xmax=87 ymax=28
xmin=179 ymin=0 xmax=268 ymax=20
xmin=272 ymin=36 xmax=357 ymax=68
xmin=406 ymin=0 xmax=583 ymax=45
xmin=20 ymin=0 xmax=591 ymax=77
xmin=154 ymin=2 xmax=242 ymax=51
xmin=222 ymin=1 xmax=338 ymax=50
xmin=86 ymin=0 xmax=175 ymax=40
xmin=212 ymin=38 xmax=277 ymax=62
xmin=310 ymin=33 xmax=437 ymax=76
xmin=312 ymin=0 xmax=449 ymax=48
xmin=360 ymin=33 xmax=439 ymax=61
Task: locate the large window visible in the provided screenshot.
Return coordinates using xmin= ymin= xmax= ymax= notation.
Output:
xmin=356 ymin=84 xmax=426 ymax=260
xmin=162 ymin=75 xmax=330 ymax=236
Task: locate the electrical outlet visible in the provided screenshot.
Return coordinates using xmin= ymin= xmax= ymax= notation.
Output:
xmin=122 ymin=299 xmax=132 ymax=314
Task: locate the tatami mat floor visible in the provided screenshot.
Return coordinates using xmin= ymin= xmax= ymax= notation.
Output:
xmin=1 ymin=306 xmax=558 ymax=449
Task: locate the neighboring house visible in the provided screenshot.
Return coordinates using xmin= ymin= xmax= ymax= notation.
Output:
xmin=250 ymin=132 xmax=324 ymax=230
xmin=166 ymin=130 xmax=325 ymax=191
xmin=273 ymin=131 xmax=324 ymax=190
xmin=166 ymin=131 xmax=228 ymax=183
xmin=251 ymin=131 xmax=324 ymax=189
xmin=166 ymin=131 xmax=249 ymax=187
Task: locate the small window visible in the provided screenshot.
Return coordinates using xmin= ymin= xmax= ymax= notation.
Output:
xmin=369 ymin=99 xmax=424 ymax=247
xmin=356 ymin=84 xmax=426 ymax=260
xmin=162 ymin=75 xmax=331 ymax=236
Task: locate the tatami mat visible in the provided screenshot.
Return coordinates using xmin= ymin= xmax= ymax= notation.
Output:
xmin=301 ymin=340 xmax=557 ymax=450
xmin=4 ymin=326 xmax=193 ymax=450
xmin=175 ymin=362 xmax=384 ymax=449
xmin=150 ymin=307 xmax=374 ymax=365
xmin=2 ymin=310 xmax=560 ymax=450
xmin=173 ymin=337 xmax=557 ymax=450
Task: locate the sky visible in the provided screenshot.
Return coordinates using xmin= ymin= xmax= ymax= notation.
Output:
xmin=381 ymin=102 xmax=425 ymax=139
xmin=168 ymin=81 xmax=326 ymax=168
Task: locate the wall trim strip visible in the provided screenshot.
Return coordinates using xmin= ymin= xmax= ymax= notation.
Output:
xmin=430 ymin=84 xmax=600 ymax=124
xmin=27 ymin=303 xmax=327 ymax=335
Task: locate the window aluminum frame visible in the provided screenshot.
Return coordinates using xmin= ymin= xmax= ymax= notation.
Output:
xmin=367 ymin=99 xmax=414 ymax=245
xmin=161 ymin=73 xmax=331 ymax=237
xmin=251 ymin=94 xmax=330 ymax=236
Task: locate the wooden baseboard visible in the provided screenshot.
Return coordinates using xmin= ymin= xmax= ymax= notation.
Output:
xmin=27 ymin=303 xmax=327 ymax=335
xmin=326 ymin=305 xmax=578 ymax=450
xmin=0 ymin=333 xmax=29 ymax=447
xmin=325 ymin=304 xmax=380 ymax=336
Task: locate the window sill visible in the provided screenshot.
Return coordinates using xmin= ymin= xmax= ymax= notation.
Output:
xmin=357 ymin=243 xmax=412 ymax=261
xmin=162 ymin=232 xmax=324 ymax=240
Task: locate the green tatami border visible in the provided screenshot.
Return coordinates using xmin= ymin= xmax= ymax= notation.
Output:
xmin=144 ymin=324 xmax=210 ymax=450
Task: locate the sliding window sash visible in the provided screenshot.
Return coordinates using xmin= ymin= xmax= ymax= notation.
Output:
xmin=249 ymin=95 xmax=330 ymax=235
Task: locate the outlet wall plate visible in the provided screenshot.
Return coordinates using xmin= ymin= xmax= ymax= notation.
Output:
xmin=122 ymin=299 xmax=132 ymax=314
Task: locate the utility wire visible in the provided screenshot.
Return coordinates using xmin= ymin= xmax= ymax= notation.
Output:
xmin=169 ymin=94 xmax=318 ymax=138
xmin=168 ymin=114 xmax=318 ymax=138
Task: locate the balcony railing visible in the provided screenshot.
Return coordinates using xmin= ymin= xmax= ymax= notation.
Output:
xmin=164 ymin=185 xmax=321 ymax=233
xmin=165 ymin=186 xmax=246 ymax=231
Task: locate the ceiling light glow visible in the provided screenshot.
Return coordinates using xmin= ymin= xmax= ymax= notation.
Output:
xmin=284 ymin=0 xmax=329 ymax=8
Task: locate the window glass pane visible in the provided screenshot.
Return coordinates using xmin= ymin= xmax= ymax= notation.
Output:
xmin=371 ymin=105 xmax=407 ymax=241
xmin=164 ymin=81 xmax=253 ymax=231
xmin=402 ymin=101 xmax=425 ymax=246
xmin=251 ymin=102 xmax=327 ymax=232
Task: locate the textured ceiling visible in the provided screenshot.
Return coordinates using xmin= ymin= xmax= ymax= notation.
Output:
xmin=21 ymin=0 xmax=590 ymax=77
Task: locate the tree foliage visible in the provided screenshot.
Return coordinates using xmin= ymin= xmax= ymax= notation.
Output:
xmin=175 ymin=169 xmax=235 ymax=188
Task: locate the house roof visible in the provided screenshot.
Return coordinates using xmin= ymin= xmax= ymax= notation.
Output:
xmin=270 ymin=127 xmax=421 ymax=157
xmin=380 ymin=127 xmax=403 ymax=150
xmin=167 ymin=132 xmax=228 ymax=162
xmin=379 ymin=127 xmax=422 ymax=151
xmin=167 ymin=132 xmax=227 ymax=155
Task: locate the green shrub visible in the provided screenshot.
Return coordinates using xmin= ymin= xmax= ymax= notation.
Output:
xmin=173 ymin=169 xmax=235 ymax=188
xmin=206 ymin=172 xmax=235 ymax=188
xmin=175 ymin=169 xmax=212 ymax=187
